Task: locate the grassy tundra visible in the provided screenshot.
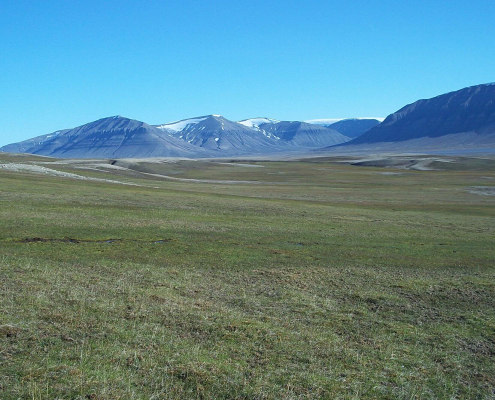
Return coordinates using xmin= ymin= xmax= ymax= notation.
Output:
xmin=0 ymin=154 xmax=494 ymax=399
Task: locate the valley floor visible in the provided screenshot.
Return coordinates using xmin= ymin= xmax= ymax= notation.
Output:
xmin=0 ymin=153 xmax=494 ymax=399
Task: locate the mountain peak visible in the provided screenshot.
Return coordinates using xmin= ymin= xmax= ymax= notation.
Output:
xmin=1 ymin=115 xmax=206 ymax=158
xmin=347 ymin=83 xmax=495 ymax=146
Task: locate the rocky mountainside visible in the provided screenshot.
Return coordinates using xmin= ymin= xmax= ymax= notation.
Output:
xmin=326 ymin=119 xmax=381 ymax=139
xmin=156 ymin=115 xmax=275 ymax=153
xmin=155 ymin=115 xmax=351 ymax=154
xmin=1 ymin=115 xmax=351 ymax=158
xmin=258 ymin=121 xmax=350 ymax=148
xmin=1 ymin=116 xmax=208 ymax=158
xmin=347 ymin=83 xmax=495 ymax=146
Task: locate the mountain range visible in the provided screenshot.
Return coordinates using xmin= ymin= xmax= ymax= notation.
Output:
xmin=2 ymin=83 xmax=495 ymax=158
xmin=0 ymin=116 xmax=208 ymax=158
xmin=1 ymin=115 xmax=359 ymax=158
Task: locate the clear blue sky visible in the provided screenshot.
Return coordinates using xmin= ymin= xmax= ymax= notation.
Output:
xmin=1 ymin=0 xmax=494 ymax=146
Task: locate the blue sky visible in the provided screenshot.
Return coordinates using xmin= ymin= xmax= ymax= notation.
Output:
xmin=1 ymin=0 xmax=494 ymax=145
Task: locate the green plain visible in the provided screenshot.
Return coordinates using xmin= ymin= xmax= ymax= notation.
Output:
xmin=0 ymin=154 xmax=494 ymax=399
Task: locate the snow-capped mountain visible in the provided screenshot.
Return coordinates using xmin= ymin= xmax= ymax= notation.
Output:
xmin=155 ymin=115 xmax=351 ymax=152
xmin=238 ymin=118 xmax=281 ymax=139
xmin=156 ymin=115 xmax=275 ymax=153
xmin=1 ymin=116 xmax=208 ymax=158
xmin=155 ymin=116 xmax=211 ymax=133
xmin=2 ymin=115 xmax=353 ymax=158
xmin=238 ymin=118 xmax=280 ymax=130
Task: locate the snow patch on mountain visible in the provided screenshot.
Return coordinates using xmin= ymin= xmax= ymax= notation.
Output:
xmin=305 ymin=118 xmax=343 ymax=125
xmin=239 ymin=118 xmax=281 ymax=139
xmin=306 ymin=117 xmax=385 ymax=126
xmin=156 ymin=117 xmax=208 ymax=133
xmin=239 ymin=118 xmax=280 ymax=129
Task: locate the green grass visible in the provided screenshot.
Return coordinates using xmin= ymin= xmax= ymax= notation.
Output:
xmin=0 ymin=154 xmax=494 ymax=399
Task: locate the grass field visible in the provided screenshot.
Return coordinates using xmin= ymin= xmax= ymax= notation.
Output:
xmin=1 ymin=154 xmax=494 ymax=399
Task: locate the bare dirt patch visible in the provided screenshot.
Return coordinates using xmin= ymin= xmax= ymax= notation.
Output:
xmin=468 ymin=186 xmax=495 ymax=196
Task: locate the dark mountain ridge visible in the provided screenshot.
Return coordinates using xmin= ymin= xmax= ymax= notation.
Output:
xmin=348 ymin=83 xmax=495 ymax=145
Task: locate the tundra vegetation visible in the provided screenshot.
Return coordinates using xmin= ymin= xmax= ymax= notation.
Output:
xmin=0 ymin=154 xmax=494 ymax=399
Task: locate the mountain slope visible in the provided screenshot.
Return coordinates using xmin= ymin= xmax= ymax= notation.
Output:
xmin=238 ymin=118 xmax=281 ymax=139
xmin=1 ymin=116 xmax=208 ymax=158
xmin=158 ymin=115 xmax=276 ymax=153
xmin=326 ymin=118 xmax=381 ymax=139
xmin=1 ymin=129 xmax=71 ymax=154
xmin=348 ymin=83 xmax=495 ymax=146
xmin=259 ymin=121 xmax=350 ymax=147
xmin=157 ymin=116 xmax=351 ymax=153
xmin=155 ymin=116 xmax=210 ymax=133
